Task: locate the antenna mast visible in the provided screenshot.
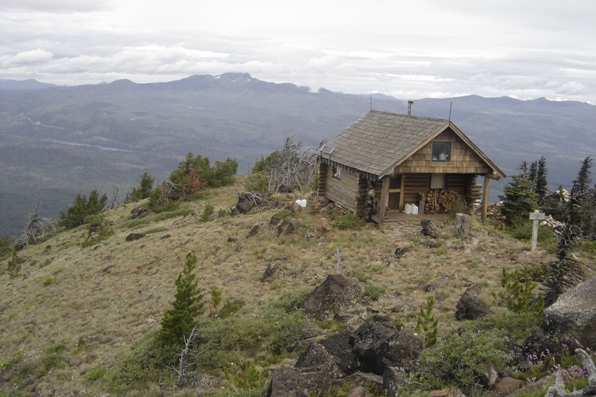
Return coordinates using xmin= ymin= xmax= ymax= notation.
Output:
xmin=448 ymin=101 xmax=453 ymax=121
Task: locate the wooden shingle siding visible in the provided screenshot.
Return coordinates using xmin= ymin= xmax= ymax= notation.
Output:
xmin=393 ymin=130 xmax=492 ymax=175
xmin=325 ymin=166 xmax=359 ymax=213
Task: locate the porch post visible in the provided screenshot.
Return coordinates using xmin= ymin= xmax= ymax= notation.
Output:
xmin=379 ymin=176 xmax=390 ymax=226
xmin=482 ymin=175 xmax=490 ymax=222
xmin=399 ymin=174 xmax=406 ymax=210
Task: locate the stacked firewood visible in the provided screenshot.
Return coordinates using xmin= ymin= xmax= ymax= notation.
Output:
xmin=425 ymin=190 xmax=463 ymax=214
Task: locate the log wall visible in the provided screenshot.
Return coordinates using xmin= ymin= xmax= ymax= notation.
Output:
xmin=403 ymin=173 xmax=431 ymax=206
xmin=317 ymin=162 xmax=329 ymax=196
xmin=324 ymin=165 xmax=359 ymax=213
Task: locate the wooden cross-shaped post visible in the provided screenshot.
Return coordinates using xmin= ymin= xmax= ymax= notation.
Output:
xmin=529 ymin=210 xmax=546 ymax=251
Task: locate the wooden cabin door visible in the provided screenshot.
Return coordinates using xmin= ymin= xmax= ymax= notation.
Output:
xmin=388 ymin=175 xmax=401 ymax=209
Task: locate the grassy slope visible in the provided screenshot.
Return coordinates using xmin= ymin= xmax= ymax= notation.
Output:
xmin=0 ymin=178 xmax=556 ymax=395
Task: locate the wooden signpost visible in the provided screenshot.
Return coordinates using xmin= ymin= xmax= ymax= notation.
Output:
xmin=529 ymin=210 xmax=546 ymax=251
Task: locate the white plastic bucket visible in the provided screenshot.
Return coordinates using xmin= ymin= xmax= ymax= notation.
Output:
xmin=412 ymin=204 xmax=419 ymax=215
xmin=405 ymin=203 xmax=412 ymax=214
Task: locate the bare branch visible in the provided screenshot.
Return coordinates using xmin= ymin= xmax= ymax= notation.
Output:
xmin=16 ymin=202 xmax=56 ymax=247
xmin=173 ymin=326 xmax=198 ymax=388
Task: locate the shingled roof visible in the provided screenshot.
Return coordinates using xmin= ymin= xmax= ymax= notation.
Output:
xmin=316 ymin=110 xmax=505 ymax=179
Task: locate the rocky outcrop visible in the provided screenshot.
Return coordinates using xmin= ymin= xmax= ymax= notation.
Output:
xmin=267 ymin=316 xmax=423 ymax=396
xmin=524 ymin=276 xmax=596 ymax=355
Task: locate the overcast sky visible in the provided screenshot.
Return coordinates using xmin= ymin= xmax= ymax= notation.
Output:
xmin=1 ymin=0 xmax=595 ymax=103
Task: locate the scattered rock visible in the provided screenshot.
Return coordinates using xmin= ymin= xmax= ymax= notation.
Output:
xmin=320 ymin=218 xmax=332 ymax=233
xmin=394 ymin=247 xmax=408 ymax=259
xmin=334 ymin=372 xmax=382 ymax=393
xmin=345 ymin=386 xmax=370 ymax=397
xmin=420 ymin=219 xmax=439 ymax=238
xmin=227 ymin=237 xmax=238 ymax=243
xmin=277 ymin=219 xmax=301 ymax=236
xmin=494 ymin=377 xmax=522 ymax=396
xmin=235 ymin=192 xmax=265 ymax=214
xmin=236 ymin=200 xmax=254 ymax=214
xmin=160 ymin=234 xmax=171 ymax=239
xmin=429 ymin=387 xmax=466 ymax=397
xmin=455 ymin=213 xmax=473 ymax=237
xmin=383 ymin=367 xmax=407 ymax=397
xmin=267 ymin=367 xmax=330 ymax=397
xmin=131 ymin=206 xmax=150 ymax=219
xmin=286 ymin=202 xmax=303 ymax=214
xmin=302 ymin=274 xmax=364 ymax=319
xmin=125 ymin=233 xmax=145 ymax=242
xmin=455 ymin=288 xmax=493 ymax=320
xmin=260 ymin=261 xmax=288 ymax=283
xmin=248 ymin=225 xmax=260 ymax=237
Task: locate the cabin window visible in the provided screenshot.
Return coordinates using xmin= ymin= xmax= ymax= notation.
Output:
xmin=431 ymin=141 xmax=451 ymax=162
xmin=430 ymin=173 xmax=446 ymax=189
xmin=332 ymin=165 xmax=341 ymax=180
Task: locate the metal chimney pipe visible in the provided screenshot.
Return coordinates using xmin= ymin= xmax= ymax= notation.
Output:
xmin=407 ymin=100 xmax=413 ymax=115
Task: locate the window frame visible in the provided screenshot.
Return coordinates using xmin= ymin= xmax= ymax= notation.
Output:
xmin=431 ymin=141 xmax=452 ymax=163
xmin=332 ymin=165 xmax=341 ymax=180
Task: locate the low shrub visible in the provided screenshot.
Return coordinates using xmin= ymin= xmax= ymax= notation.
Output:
xmin=362 ymin=284 xmax=386 ymax=301
xmin=201 ymin=204 xmax=215 ymax=222
xmin=105 ymin=331 xmax=178 ymax=395
xmin=421 ymin=327 xmax=506 ymax=389
xmin=332 ymin=213 xmax=362 ymax=230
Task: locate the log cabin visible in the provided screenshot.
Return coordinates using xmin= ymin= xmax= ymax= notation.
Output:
xmin=315 ymin=110 xmax=505 ymax=224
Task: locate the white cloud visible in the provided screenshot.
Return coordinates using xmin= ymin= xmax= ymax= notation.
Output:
xmin=0 ymin=0 xmax=594 ymax=103
xmin=5 ymin=49 xmax=53 ymax=65
xmin=0 ymin=0 xmax=109 ymax=12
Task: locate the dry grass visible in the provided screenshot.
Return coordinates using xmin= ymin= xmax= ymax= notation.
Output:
xmin=0 ymin=181 xmax=559 ymax=394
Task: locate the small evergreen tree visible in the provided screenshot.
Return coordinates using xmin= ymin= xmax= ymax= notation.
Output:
xmin=415 ymin=296 xmax=439 ymax=347
xmin=568 ymin=156 xmax=595 ymax=237
xmin=499 ymin=163 xmax=539 ymax=224
xmin=157 ymin=254 xmax=205 ymax=346
xmin=130 ymin=172 xmax=155 ymax=201
xmin=535 ymin=156 xmax=548 ymax=205
xmin=59 ymin=190 xmax=107 ymax=229
xmin=165 ymin=152 xmax=238 ymax=200
xmin=0 ymin=234 xmax=13 ymax=260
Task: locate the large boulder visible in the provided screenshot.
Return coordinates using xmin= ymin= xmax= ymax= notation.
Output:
xmin=542 ymin=276 xmax=596 ymax=349
xmin=524 ymin=276 xmax=596 ymax=354
xmin=302 ymin=274 xmax=364 ymax=319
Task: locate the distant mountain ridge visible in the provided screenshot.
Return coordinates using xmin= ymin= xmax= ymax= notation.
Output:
xmin=0 ymin=73 xmax=594 ymax=236
xmin=0 ymin=79 xmax=56 ymax=90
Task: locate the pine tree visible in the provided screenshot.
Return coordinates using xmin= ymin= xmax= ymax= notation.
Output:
xmin=569 ymin=156 xmax=594 ymax=235
xmin=59 ymin=190 xmax=108 ymax=229
xmin=499 ymin=163 xmax=539 ymax=224
xmin=130 ymin=172 xmax=155 ymax=201
xmin=535 ymin=156 xmax=548 ymax=205
xmin=157 ymin=254 xmax=205 ymax=346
